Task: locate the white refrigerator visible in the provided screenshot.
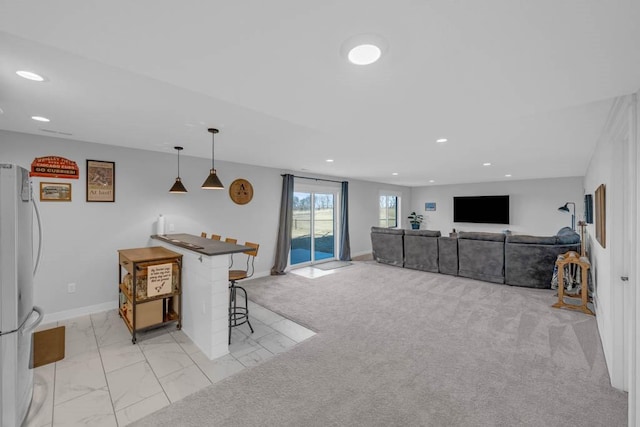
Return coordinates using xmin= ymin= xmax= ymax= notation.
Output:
xmin=0 ymin=164 xmax=43 ymax=427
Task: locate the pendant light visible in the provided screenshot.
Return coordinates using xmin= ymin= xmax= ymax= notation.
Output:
xmin=202 ymin=128 xmax=224 ymax=189
xmin=169 ymin=146 xmax=188 ymax=193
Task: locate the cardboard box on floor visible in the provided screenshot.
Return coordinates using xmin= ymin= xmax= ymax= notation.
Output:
xmin=32 ymin=326 xmax=65 ymax=368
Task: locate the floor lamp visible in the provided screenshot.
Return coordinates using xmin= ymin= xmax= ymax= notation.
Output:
xmin=558 ymin=202 xmax=576 ymax=231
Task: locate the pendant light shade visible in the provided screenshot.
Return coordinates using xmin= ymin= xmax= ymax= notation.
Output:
xmin=169 ymin=146 xmax=188 ymax=193
xmin=202 ymin=128 xmax=224 ymax=189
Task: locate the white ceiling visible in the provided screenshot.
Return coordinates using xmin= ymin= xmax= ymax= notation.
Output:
xmin=1 ymin=1 xmax=639 ymax=186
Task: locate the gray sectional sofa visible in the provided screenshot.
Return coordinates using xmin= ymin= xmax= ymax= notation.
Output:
xmin=370 ymin=227 xmax=405 ymax=267
xmin=504 ymin=227 xmax=581 ymax=289
xmin=404 ymin=230 xmax=441 ymax=272
xmin=370 ymin=226 xmax=580 ymax=289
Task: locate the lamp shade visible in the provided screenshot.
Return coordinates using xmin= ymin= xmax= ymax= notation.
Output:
xmin=170 ymin=177 xmax=188 ymax=193
xmin=558 ymin=203 xmax=570 ymax=212
xmin=202 ymin=169 xmax=224 ymax=189
xmin=169 ymin=146 xmax=187 ymax=193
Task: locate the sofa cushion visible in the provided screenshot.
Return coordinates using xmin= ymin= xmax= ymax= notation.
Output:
xmin=458 ymin=237 xmax=505 ymax=284
xmin=458 ymin=231 xmax=506 ymax=242
xmin=404 ymin=231 xmax=439 ymax=272
xmin=405 ymin=229 xmax=441 ymax=238
xmin=506 ymin=235 xmax=558 ymax=245
xmin=371 ymin=227 xmax=404 ymax=267
xmin=505 ymin=242 xmax=580 ymax=288
xmin=438 ymin=237 xmax=458 ymax=276
xmin=371 ymin=226 xmax=405 ymax=236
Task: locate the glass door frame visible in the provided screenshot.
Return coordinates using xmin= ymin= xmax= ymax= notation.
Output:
xmin=290 ymin=182 xmax=341 ymax=268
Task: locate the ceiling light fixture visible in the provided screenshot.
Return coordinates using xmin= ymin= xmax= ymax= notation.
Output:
xmin=201 ymin=128 xmax=224 ymax=189
xmin=392 ymin=172 xmax=398 ymax=176
xmin=429 ymin=180 xmax=435 ymax=183
xmin=341 ymin=34 xmax=387 ymax=66
xmin=16 ymin=70 xmax=45 ymax=81
xmin=348 ymin=44 xmax=381 ymax=65
xmin=436 ymin=138 xmax=448 ymax=143
xmin=31 ymin=116 xmax=50 ymax=122
xmin=326 ymin=159 xmax=334 ymax=163
xmin=505 ymin=174 xmax=512 ymax=177
xmin=169 ymin=146 xmax=188 ymax=193
xmin=483 ymin=162 xmax=491 ymax=166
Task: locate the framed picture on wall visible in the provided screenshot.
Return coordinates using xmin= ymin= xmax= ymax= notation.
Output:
xmin=40 ymin=182 xmax=72 ymax=202
xmin=86 ymin=160 xmax=115 ymax=202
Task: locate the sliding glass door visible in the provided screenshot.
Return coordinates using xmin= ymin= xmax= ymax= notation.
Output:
xmin=291 ymin=189 xmax=337 ymax=266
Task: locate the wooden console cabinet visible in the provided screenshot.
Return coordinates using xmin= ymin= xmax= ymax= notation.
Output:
xmin=118 ymin=247 xmax=183 ymax=343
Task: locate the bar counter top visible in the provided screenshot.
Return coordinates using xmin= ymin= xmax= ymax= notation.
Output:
xmin=151 ymin=233 xmax=249 ymax=256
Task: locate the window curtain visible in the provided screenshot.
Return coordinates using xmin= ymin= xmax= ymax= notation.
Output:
xmin=339 ymin=181 xmax=351 ymax=261
xmin=271 ymin=174 xmax=294 ymax=275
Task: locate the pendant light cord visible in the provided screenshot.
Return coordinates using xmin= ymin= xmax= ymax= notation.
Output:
xmin=177 ymin=149 xmax=181 ymax=177
xmin=211 ymin=132 xmax=215 ymax=170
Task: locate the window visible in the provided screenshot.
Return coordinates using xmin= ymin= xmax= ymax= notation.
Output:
xmin=379 ymin=194 xmax=398 ymax=228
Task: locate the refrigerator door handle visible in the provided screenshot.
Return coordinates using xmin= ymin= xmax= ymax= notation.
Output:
xmin=20 ymin=306 xmax=44 ymax=336
xmin=32 ymin=197 xmax=43 ymax=276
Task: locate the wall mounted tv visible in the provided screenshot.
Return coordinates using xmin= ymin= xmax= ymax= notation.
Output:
xmin=453 ymin=195 xmax=510 ymax=224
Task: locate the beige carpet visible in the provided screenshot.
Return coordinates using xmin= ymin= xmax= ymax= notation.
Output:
xmin=135 ymin=261 xmax=627 ymax=426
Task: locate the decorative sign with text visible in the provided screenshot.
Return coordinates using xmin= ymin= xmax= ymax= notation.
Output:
xmin=30 ymin=156 xmax=79 ymax=179
xmin=147 ymin=263 xmax=172 ymax=297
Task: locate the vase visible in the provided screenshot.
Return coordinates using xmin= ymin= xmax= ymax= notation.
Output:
xmin=411 ymin=223 xmax=419 ymax=230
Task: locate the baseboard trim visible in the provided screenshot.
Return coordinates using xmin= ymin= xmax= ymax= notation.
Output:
xmin=42 ymin=301 xmax=118 ymax=324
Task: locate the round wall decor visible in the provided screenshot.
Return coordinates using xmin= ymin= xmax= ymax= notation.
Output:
xmin=229 ymin=178 xmax=254 ymax=205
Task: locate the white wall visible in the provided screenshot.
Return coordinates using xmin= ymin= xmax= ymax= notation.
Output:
xmin=583 ymin=94 xmax=638 ymax=393
xmin=410 ymin=177 xmax=584 ymax=236
xmin=0 ymin=130 xmax=410 ymax=319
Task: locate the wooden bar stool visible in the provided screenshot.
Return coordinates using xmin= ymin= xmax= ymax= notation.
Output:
xmin=210 ymin=234 xmax=221 ymax=241
xmin=201 ymin=232 xmax=207 ymax=238
xmin=228 ymin=242 xmax=259 ymax=344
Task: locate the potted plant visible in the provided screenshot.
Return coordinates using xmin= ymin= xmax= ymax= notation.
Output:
xmin=407 ymin=211 xmax=424 ymax=229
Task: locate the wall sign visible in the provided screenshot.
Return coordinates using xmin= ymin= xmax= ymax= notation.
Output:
xmin=229 ymin=178 xmax=254 ymax=205
xmin=30 ymin=156 xmax=79 ymax=179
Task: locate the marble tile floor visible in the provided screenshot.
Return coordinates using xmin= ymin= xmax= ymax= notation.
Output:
xmin=24 ymin=300 xmax=315 ymax=427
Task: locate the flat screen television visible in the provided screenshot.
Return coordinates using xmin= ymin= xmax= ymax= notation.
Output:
xmin=453 ymin=195 xmax=510 ymax=224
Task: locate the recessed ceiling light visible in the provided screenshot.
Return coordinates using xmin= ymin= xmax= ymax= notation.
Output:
xmin=348 ymin=44 xmax=381 ymax=65
xmin=392 ymin=172 xmax=398 ymax=176
xmin=326 ymin=159 xmax=334 ymax=163
xmin=436 ymin=138 xmax=448 ymax=143
xmin=16 ymin=70 xmax=45 ymax=82
xmin=483 ymin=162 xmax=491 ymax=166
xmin=505 ymin=174 xmax=512 ymax=177
xmin=341 ymin=34 xmax=387 ymax=65
xmin=31 ymin=116 xmax=50 ymax=122
xmin=429 ymin=180 xmax=435 ymax=183
xmin=0 ymin=107 xmax=4 ymax=115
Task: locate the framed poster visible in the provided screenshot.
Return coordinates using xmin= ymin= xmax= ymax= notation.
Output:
xmin=40 ymin=182 xmax=72 ymax=201
xmin=86 ymin=160 xmax=115 ymax=202
xmin=425 ymin=202 xmax=436 ymax=211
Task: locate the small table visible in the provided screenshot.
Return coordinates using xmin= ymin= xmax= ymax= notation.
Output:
xmin=552 ymin=251 xmax=594 ymax=316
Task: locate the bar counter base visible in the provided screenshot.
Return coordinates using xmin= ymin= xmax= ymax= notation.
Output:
xmin=151 ymin=238 xmax=231 ymax=360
